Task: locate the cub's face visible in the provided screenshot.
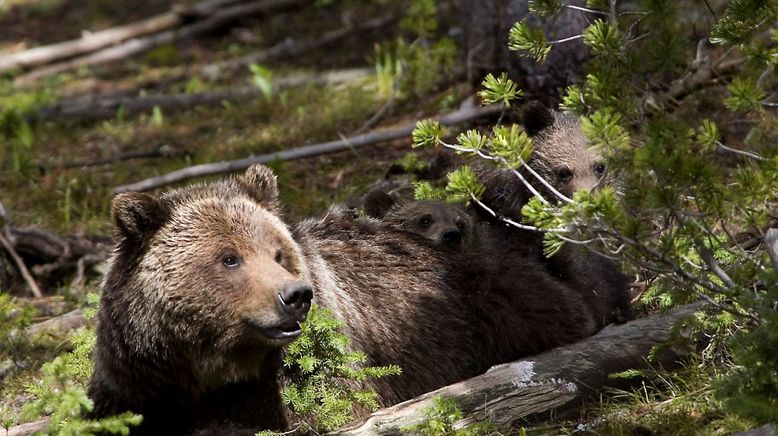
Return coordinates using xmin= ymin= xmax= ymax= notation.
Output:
xmin=110 ymin=166 xmax=312 ymax=364
xmin=522 ymin=102 xmax=619 ymax=199
xmin=537 ymin=125 xmax=608 ymax=198
xmin=386 ymin=201 xmax=472 ymax=250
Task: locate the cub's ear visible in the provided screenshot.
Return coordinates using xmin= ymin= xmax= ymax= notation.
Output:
xmin=238 ymin=164 xmax=280 ymax=211
xmin=522 ymin=101 xmax=555 ymax=136
xmin=112 ymin=193 xmax=168 ymax=241
xmin=362 ymin=189 xmax=396 ymax=219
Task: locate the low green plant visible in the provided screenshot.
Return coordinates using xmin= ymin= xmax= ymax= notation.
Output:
xmin=21 ymin=329 xmax=142 ymax=435
xmin=281 ymin=304 xmax=401 ymax=432
xmin=250 ymin=63 xmax=274 ymax=101
xmin=0 ymin=108 xmax=36 ymax=177
xmin=0 ymin=294 xmax=36 ymax=372
xmin=402 ymin=396 xmax=499 ymax=435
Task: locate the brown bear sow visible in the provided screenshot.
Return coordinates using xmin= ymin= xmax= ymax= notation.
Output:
xmin=362 ymin=190 xmax=472 ymax=250
xmin=474 ymin=102 xmax=632 ymax=327
xmin=90 ymin=165 xmax=601 ymax=434
xmin=89 ymin=168 xmax=313 ymax=435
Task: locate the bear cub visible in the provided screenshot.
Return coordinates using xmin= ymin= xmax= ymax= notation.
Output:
xmin=362 ymin=189 xmax=472 ymax=250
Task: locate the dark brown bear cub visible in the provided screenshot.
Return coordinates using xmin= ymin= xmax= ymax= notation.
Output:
xmin=362 ymin=190 xmax=473 ymax=250
xmin=89 ymin=168 xmax=313 ymax=435
xmin=474 ymin=102 xmax=632 ymax=327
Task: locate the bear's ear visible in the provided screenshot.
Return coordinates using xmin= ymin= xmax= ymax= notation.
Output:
xmin=522 ymin=101 xmax=555 ymax=136
xmin=238 ymin=164 xmax=279 ymax=211
xmin=362 ymin=189 xmax=396 ymax=219
xmin=112 ymin=193 xmax=168 ymax=241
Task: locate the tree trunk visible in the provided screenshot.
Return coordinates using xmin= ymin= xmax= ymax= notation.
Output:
xmin=456 ymin=0 xmax=591 ymax=101
xmin=336 ymin=303 xmax=703 ymax=435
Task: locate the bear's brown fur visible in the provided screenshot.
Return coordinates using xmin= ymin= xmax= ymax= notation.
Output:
xmin=473 ymin=103 xmax=632 ymax=327
xmin=362 ymin=190 xmax=472 ymax=251
xmin=89 ymin=169 xmax=313 ymax=435
xmin=90 ymin=165 xmax=600 ymax=434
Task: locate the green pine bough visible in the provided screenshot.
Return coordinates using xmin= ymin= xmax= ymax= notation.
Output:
xmin=413 ymin=0 xmax=778 ymax=430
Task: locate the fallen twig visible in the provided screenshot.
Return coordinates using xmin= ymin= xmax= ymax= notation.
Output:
xmin=15 ymin=0 xmax=306 ymax=84
xmin=0 ymin=232 xmax=44 ymax=298
xmin=38 ymin=68 xmax=371 ymax=121
xmin=113 ymin=103 xmax=504 ymax=192
xmin=45 ymin=146 xmax=187 ymax=169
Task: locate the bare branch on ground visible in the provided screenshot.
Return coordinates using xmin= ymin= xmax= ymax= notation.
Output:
xmin=113 ymin=103 xmax=504 ymax=193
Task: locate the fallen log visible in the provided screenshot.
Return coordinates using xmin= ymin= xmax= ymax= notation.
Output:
xmin=336 ymin=303 xmax=703 ymax=435
xmin=28 ymin=309 xmax=87 ymax=337
xmin=38 ymin=68 xmax=371 ymax=121
xmin=6 ymin=419 xmax=47 ymax=436
xmin=113 ymin=103 xmax=505 ymax=193
xmin=15 ymin=0 xmax=306 ymax=84
xmin=0 ymin=0 xmax=248 ymax=73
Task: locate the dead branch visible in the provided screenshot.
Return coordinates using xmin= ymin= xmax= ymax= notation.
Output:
xmin=201 ymin=15 xmax=396 ymax=79
xmin=113 ymin=103 xmax=504 ymax=193
xmin=15 ymin=0 xmax=306 ymax=84
xmin=37 ymin=68 xmax=370 ymax=121
xmin=2 ymin=226 xmax=110 ymax=292
xmin=645 ymin=40 xmax=746 ymax=111
xmin=0 ymin=0 xmax=250 ymax=73
xmin=28 ymin=309 xmax=87 ymax=337
xmin=337 ymin=303 xmax=703 ymax=435
xmin=45 ymin=146 xmax=188 ymax=170
xmin=5 ymin=419 xmax=48 ymax=436
xmin=0 ymin=232 xmax=44 ymax=298
xmin=15 ymin=296 xmax=71 ymax=318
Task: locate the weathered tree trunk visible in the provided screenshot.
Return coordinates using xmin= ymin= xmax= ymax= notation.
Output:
xmin=456 ymin=0 xmax=591 ymax=100
xmin=336 ymin=303 xmax=702 ymax=435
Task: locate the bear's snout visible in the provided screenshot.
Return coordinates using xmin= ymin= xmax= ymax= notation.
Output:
xmin=441 ymin=229 xmax=462 ymax=247
xmin=277 ymin=281 xmax=313 ymax=319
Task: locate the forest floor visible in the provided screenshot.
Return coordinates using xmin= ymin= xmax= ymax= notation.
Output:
xmin=0 ymin=0 xmax=765 ymax=434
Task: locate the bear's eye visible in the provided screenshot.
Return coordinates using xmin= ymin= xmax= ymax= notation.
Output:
xmin=274 ymin=249 xmax=283 ymax=265
xmin=556 ymin=167 xmax=573 ymax=183
xmin=594 ymin=162 xmax=606 ymax=178
xmin=418 ymin=215 xmax=433 ymax=228
xmin=456 ymin=221 xmax=466 ymax=231
xmin=222 ymin=255 xmax=240 ymax=269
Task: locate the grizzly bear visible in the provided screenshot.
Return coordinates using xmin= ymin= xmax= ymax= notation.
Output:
xmin=89 ymin=170 xmax=314 ymax=435
xmin=362 ymin=190 xmax=472 ymax=251
xmin=90 ymin=165 xmax=600 ymax=434
xmin=473 ymin=102 xmax=632 ymax=327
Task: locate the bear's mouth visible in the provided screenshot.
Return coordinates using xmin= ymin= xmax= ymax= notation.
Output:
xmin=243 ymin=317 xmax=302 ymax=342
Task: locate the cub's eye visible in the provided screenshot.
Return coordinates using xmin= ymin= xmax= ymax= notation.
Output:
xmin=222 ymin=255 xmax=240 ymax=268
xmin=274 ymin=249 xmax=283 ymax=264
xmin=456 ymin=221 xmax=466 ymax=231
xmin=418 ymin=215 xmax=433 ymax=228
xmin=594 ymin=162 xmax=606 ymax=177
xmin=556 ymin=167 xmax=573 ymax=183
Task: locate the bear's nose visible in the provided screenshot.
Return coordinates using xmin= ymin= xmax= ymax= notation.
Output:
xmin=278 ymin=282 xmax=313 ymax=317
xmin=441 ymin=229 xmax=462 ymax=246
